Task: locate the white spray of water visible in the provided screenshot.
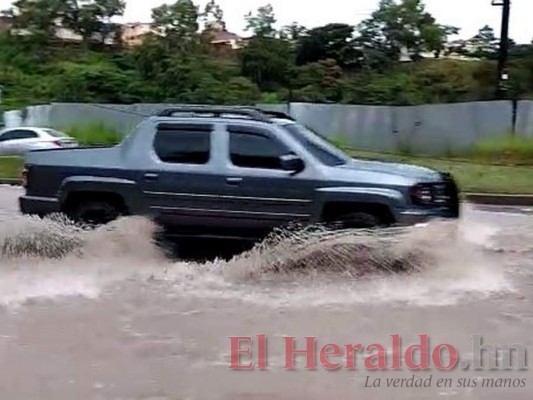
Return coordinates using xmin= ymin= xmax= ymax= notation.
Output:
xmin=0 ymin=216 xmax=168 ymax=307
xmin=0 ymin=207 xmax=520 ymax=308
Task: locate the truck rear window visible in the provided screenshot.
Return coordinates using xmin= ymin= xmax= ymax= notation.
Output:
xmin=154 ymin=124 xmax=212 ymax=164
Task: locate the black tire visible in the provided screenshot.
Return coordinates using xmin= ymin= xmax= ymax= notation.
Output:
xmin=69 ymin=199 xmax=121 ymax=226
xmin=329 ymin=211 xmax=380 ymax=230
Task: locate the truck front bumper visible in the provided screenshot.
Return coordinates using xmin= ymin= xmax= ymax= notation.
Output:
xmin=395 ymin=208 xmax=460 ymax=226
xmin=19 ymin=195 xmax=61 ymax=216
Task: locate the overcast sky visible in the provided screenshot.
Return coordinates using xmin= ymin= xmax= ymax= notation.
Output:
xmin=4 ymin=0 xmax=533 ymax=43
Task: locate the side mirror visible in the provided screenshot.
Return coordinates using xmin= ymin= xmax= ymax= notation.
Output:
xmin=280 ymin=154 xmax=305 ymax=174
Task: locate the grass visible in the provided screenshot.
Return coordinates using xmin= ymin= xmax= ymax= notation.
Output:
xmin=64 ymin=122 xmax=123 ymax=146
xmin=470 ymin=135 xmax=533 ymax=166
xmin=0 ymin=157 xmax=24 ymax=180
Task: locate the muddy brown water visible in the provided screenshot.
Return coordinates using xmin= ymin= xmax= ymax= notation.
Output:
xmin=0 ymin=185 xmax=532 ymax=399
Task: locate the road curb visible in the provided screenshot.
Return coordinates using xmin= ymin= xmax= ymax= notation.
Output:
xmin=0 ymin=179 xmax=20 ymax=186
xmin=464 ymin=193 xmax=533 ymax=206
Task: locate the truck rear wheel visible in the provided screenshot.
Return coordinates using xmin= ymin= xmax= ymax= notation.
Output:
xmin=69 ymin=199 xmax=121 ymax=226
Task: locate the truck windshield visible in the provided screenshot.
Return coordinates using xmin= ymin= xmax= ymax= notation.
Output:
xmin=284 ymin=124 xmax=349 ymax=167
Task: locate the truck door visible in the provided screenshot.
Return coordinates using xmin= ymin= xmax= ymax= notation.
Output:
xmin=140 ymin=123 xmax=229 ymax=235
xmin=217 ymin=124 xmax=316 ymax=235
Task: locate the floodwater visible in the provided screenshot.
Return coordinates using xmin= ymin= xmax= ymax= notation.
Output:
xmin=0 ymin=185 xmax=532 ymax=399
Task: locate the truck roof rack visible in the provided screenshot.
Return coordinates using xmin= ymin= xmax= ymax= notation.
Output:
xmin=255 ymin=110 xmax=295 ymax=121
xmin=157 ymin=106 xmax=271 ymax=122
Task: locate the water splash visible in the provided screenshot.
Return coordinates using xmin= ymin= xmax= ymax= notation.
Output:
xmin=0 ymin=210 xmax=519 ymax=308
xmin=0 ymin=216 xmax=168 ymax=307
xmin=0 ymin=214 xmax=84 ymax=259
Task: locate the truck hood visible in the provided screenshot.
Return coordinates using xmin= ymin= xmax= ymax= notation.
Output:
xmin=337 ymin=158 xmax=442 ymax=182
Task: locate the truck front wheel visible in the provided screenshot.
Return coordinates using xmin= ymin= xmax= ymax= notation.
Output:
xmin=329 ymin=211 xmax=381 ymax=230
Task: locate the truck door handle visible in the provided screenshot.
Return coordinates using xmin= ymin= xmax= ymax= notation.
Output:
xmin=226 ymin=177 xmax=243 ymax=186
xmin=144 ymin=173 xmax=159 ymax=181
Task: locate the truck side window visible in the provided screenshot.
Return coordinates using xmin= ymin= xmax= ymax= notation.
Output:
xmin=154 ymin=124 xmax=211 ymax=164
xmin=229 ymin=127 xmax=289 ymax=170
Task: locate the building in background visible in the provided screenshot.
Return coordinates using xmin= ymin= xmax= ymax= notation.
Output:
xmin=54 ymin=25 xmax=83 ymax=43
xmin=1 ymin=16 xmax=244 ymax=51
xmin=121 ymin=22 xmax=153 ymax=47
xmin=205 ymin=28 xmax=243 ymax=50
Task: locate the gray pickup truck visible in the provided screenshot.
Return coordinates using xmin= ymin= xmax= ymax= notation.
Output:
xmin=19 ymin=107 xmax=459 ymax=240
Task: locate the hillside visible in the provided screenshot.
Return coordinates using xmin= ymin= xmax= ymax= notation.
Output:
xmin=1 ymin=0 xmax=533 ymax=111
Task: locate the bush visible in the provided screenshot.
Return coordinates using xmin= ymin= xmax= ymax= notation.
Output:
xmin=471 ymin=135 xmax=533 ymax=165
xmin=260 ymin=92 xmax=282 ymax=104
xmin=64 ymin=123 xmax=123 ymax=146
xmin=223 ymin=77 xmax=261 ymax=105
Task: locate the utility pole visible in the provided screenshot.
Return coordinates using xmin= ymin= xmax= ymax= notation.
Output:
xmin=492 ymin=0 xmax=511 ymax=99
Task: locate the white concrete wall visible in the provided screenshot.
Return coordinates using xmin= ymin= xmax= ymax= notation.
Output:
xmin=3 ymin=100 xmax=528 ymax=155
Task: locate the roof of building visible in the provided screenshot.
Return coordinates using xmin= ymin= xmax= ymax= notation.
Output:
xmin=206 ymin=29 xmax=241 ymax=43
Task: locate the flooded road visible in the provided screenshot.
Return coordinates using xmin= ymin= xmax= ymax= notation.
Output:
xmin=0 ymin=185 xmax=531 ymax=399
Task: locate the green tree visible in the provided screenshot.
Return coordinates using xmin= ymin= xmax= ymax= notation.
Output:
xmin=51 ymin=61 xmax=136 ymax=103
xmin=245 ymin=4 xmax=276 ymax=37
xmin=342 ymin=70 xmax=424 ymax=105
xmin=152 ymin=0 xmax=199 ymax=52
xmin=132 ymin=36 xmax=169 ymax=80
xmin=63 ymin=1 xmax=101 ymax=46
xmin=240 ymin=36 xmax=292 ymax=90
xmin=202 ymin=0 xmax=225 ymax=30
xmin=357 ymin=0 xmax=458 ymax=62
xmin=95 ymin=0 xmax=126 ymax=44
xmin=297 ymin=23 xmax=360 ymax=67
xmin=62 ymin=0 xmax=125 ymax=47
xmin=424 ymin=24 xmax=459 ymax=58
xmin=223 ymin=77 xmax=261 ymax=104
xmin=293 ymin=59 xmax=343 ymax=102
xmin=3 ymin=0 xmax=66 ymax=44
xmin=279 ymin=22 xmax=306 ymax=43
xmin=411 ymin=60 xmax=479 ymax=102
xmin=467 ymin=25 xmax=499 ymax=58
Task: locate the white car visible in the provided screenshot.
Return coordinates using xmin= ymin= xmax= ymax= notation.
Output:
xmin=0 ymin=127 xmax=78 ymax=156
